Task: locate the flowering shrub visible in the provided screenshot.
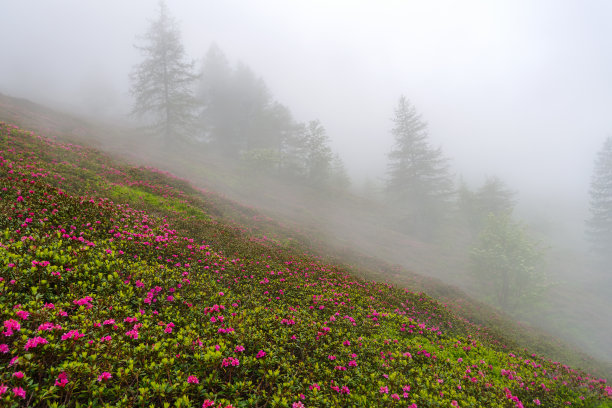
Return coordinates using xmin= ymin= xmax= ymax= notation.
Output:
xmin=0 ymin=122 xmax=610 ymax=406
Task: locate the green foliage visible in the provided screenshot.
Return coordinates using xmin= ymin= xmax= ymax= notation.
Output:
xmin=0 ymin=122 xmax=609 ymax=407
xmin=470 ymin=213 xmax=546 ymax=312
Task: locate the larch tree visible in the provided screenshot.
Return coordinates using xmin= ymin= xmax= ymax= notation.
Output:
xmin=130 ymin=1 xmax=199 ymax=144
xmin=587 ymin=136 xmax=612 ymax=266
xmin=386 ymin=95 xmax=453 ymax=234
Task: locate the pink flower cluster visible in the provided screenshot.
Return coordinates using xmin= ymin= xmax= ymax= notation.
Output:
xmin=55 ymin=372 xmax=69 ymax=387
xmin=24 ymin=336 xmax=48 ymax=350
xmin=37 ymin=322 xmax=62 ymax=332
xmin=73 ymin=296 xmax=94 ymax=309
xmin=125 ymin=329 xmax=139 ymax=339
xmin=3 ymin=318 xmax=21 ymax=336
xmin=222 ymin=357 xmax=240 ymax=367
xmin=61 ymin=330 xmax=85 ymax=341
xmin=97 ymin=372 xmax=112 ymax=382
xmin=16 ymin=310 xmax=29 ymax=320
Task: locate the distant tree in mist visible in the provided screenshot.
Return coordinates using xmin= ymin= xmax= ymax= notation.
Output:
xmin=458 ymin=177 xmax=516 ymax=236
xmin=385 ymin=95 xmax=453 ymax=235
xmin=130 ymin=1 xmax=199 ymax=143
xmin=197 ymin=44 xmax=234 ymax=150
xmin=198 ymin=46 xmax=291 ymax=157
xmin=196 ymin=43 xmax=348 ymax=189
xmin=303 ymin=120 xmax=334 ymax=186
xmin=330 ymin=153 xmax=351 ymax=190
xmin=470 ymin=213 xmax=545 ymax=312
xmin=586 ymin=136 xmax=612 ymax=265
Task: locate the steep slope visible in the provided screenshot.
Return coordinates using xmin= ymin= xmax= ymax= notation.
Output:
xmin=1 ymin=122 xmax=610 ymax=407
xmin=1 ymin=92 xmax=611 ymax=378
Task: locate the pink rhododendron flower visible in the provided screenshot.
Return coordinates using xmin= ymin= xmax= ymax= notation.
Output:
xmin=24 ymin=336 xmax=48 ymax=350
xmin=97 ymin=372 xmax=112 ymax=382
xmin=202 ymin=400 xmax=215 ymax=407
xmin=61 ymin=330 xmax=84 ymax=341
xmin=187 ymin=375 xmax=199 ymax=384
xmin=222 ymin=357 xmax=240 ymax=367
xmin=125 ymin=329 xmax=139 ymax=339
xmin=16 ymin=310 xmax=29 ymax=320
xmin=13 ymin=371 xmax=24 ymax=379
xmin=55 ymin=372 xmax=69 ymax=387
xmin=12 ymin=387 xmax=26 ymax=398
xmin=4 ymin=318 xmax=21 ymax=335
xmin=73 ymin=296 xmax=94 ymax=308
xmin=256 ymin=350 xmax=266 ymax=358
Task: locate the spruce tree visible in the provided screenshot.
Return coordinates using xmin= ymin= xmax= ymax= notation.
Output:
xmin=459 ymin=177 xmax=516 ymax=237
xmin=587 ymin=136 xmax=612 ymax=264
xmin=304 ymin=120 xmax=333 ymax=186
xmin=130 ymin=1 xmax=199 ymax=144
xmin=198 ymin=44 xmax=234 ymax=151
xmin=386 ymin=95 xmax=453 ymax=234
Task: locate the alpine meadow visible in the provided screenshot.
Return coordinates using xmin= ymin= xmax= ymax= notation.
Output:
xmin=0 ymin=1 xmax=611 ymax=407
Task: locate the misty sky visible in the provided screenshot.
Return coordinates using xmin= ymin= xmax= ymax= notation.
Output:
xmin=1 ymin=0 xmax=611 ymax=207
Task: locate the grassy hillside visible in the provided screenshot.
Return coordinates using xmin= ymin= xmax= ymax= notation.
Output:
xmin=1 ymin=120 xmax=611 ymax=408
xmin=2 ymin=92 xmax=611 ymax=377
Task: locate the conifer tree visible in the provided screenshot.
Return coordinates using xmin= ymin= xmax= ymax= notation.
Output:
xmin=304 ymin=120 xmax=333 ymax=186
xmin=386 ymin=95 xmax=453 ymax=233
xmin=130 ymin=1 xmax=199 ymax=143
xmin=459 ymin=177 xmax=516 ymax=236
xmin=197 ymin=44 xmax=234 ymax=149
xmin=587 ymin=136 xmax=612 ymax=264
xmin=330 ymin=153 xmax=351 ymax=190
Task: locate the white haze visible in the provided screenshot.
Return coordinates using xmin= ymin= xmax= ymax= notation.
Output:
xmin=2 ymin=0 xmax=611 ymax=200
xmin=1 ymin=0 xmax=611 ymax=366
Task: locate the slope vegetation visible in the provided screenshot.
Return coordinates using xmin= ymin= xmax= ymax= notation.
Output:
xmin=0 ymin=121 xmax=611 ymax=407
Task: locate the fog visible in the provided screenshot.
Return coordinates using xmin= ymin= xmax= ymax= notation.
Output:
xmin=1 ymin=0 xmax=611 ymax=370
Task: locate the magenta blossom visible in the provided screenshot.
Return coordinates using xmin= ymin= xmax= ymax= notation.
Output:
xmin=24 ymin=336 xmax=48 ymax=350
xmin=55 ymin=372 xmax=69 ymax=387
xmin=97 ymin=372 xmax=112 ymax=382
xmin=12 ymin=387 xmax=26 ymax=399
xmin=16 ymin=310 xmax=29 ymax=320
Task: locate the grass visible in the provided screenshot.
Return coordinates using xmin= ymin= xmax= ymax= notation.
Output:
xmin=0 ymin=120 xmax=611 ymax=407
